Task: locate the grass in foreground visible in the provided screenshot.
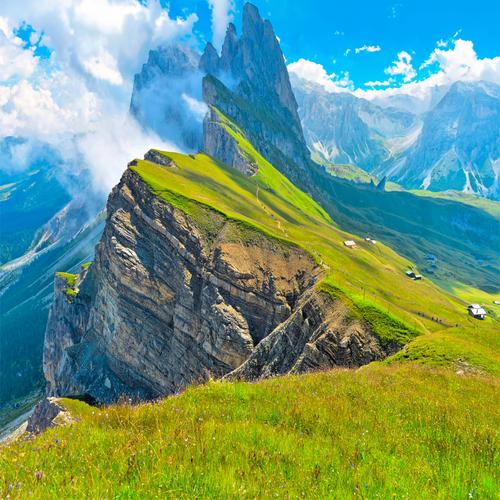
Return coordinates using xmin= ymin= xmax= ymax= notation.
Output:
xmin=1 ymin=364 xmax=498 ymax=498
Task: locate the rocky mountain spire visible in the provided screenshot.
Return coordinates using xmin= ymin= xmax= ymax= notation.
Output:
xmin=201 ymin=3 xmax=301 ymax=130
xmin=220 ymin=23 xmax=238 ymax=73
xmin=199 ymin=42 xmax=220 ymax=75
xmin=201 ymin=2 xmax=309 ymax=179
xmin=237 ymin=3 xmax=300 ymax=124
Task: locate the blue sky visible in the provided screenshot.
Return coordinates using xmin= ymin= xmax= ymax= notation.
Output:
xmin=166 ymin=0 xmax=500 ymax=89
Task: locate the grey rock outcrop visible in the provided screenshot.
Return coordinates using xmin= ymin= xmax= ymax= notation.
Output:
xmin=228 ymin=290 xmax=399 ymax=381
xmin=26 ymin=398 xmax=74 ymax=435
xmin=143 ymin=149 xmax=174 ymax=167
xmin=44 ymin=157 xmax=321 ymax=403
xmin=199 ymin=43 xmax=220 ymax=75
xmin=203 ymin=107 xmax=258 ymax=175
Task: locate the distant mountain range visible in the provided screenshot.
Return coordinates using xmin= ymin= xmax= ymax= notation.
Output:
xmin=292 ymin=77 xmax=500 ymax=199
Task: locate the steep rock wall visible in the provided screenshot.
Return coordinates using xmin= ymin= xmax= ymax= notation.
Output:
xmin=44 ymin=160 xmax=320 ymax=403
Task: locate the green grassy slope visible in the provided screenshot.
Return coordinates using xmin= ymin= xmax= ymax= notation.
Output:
xmin=1 ymin=364 xmax=498 ymax=498
xmin=311 ymin=151 xmax=378 ymax=184
xmin=128 ymin=109 xmax=499 ymax=373
xmin=316 ymin=161 xmax=500 ymax=295
xmin=205 ymin=75 xmax=499 ymax=296
xmin=386 ymin=183 xmax=500 ymax=218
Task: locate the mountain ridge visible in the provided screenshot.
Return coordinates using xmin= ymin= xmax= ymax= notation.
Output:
xmin=291 ymin=76 xmax=500 ymax=199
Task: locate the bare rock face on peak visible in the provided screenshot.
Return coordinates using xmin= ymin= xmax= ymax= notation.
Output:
xmin=199 ymin=42 xmax=220 ymax=75
xmin=203 ymin=107 xmax=258 ymax=176
xmin=200 ymin=4 xmax=300 ymax=129
xmin=199 ymin=4 xmax=312 ymax=185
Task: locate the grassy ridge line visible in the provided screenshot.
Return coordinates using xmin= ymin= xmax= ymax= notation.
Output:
xmin=1 ymin=364 xmax=498 ymax=497
xmin=130 ymin=162 xmax=312 ymax=255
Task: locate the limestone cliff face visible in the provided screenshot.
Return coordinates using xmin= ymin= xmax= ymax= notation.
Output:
xmin=44 ymin=153 xmax=399 ymax=404
xmin=44 ymin=156 xmax=319 ymax=403
xmin=203 ymin=107 xmax=258 ymax=176
xmin=228 ymin=291 xmax=399 ymax=381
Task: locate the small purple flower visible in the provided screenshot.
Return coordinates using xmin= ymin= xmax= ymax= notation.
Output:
xmin=35 ymin=470 xmax=44 ymax=481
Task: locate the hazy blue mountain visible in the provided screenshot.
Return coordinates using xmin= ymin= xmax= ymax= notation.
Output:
xmin=0 ymin=199 xmax=103 ymax=406
xmin=0 ymin=139 xmax=71 ymax=264
xmin=291 ymin=77 xmax=418 ymax=171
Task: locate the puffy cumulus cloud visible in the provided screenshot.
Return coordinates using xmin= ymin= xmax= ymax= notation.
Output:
xmin=0 ymin=77 xmax=95 ymax=139
xmin=419 ymin=39 xmax=500 ymax=84
xmin=207 ymin=0 xmax=234 ymax=50
xmin=355 ymin=45 xmax=381 ymax=54
xmin=77 ymin=112 xmax=178 ymax=193
xmin=287 ymin=58 xmax=353 ymax=92
xmin=0 ymin=17 xmax=39 ymax=80
xmin=0 ymin=0 xmax=199 ymax=191
xmin=364 ymin=79 xmax=392 ymax=87
xmin=384 ymin=51 xmax=416 ymax=82
xmin=2 ymin=0 xmax=198 ymax=88
xmin=356 ymin=38 xmax=500 ymax=100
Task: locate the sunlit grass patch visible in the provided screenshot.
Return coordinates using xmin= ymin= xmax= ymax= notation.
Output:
xmin=1 ymin=364 xmax=498 ymax=498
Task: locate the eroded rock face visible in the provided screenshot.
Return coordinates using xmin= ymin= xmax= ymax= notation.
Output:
xmin=26 ymin=398 xmax=74 ymax=435
xmin=199 ymin=4 xmax=312 ymax=185
xmin=44 ymin=162 xmax=319 ymax=403
xmin=203 ymin=107 xmax=258 ymax=175
xmin=227 ymin=291 xmax=399 ymax=381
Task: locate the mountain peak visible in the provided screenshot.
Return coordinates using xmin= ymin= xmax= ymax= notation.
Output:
xmin=199 ymin=41 xmax=220 ymax=74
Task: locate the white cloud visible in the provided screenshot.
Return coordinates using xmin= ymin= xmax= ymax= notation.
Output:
xmin=355 ymin=45 xmax=381 ymax=54
xmin=0 ymin=17 xmax=39 ymax=80
xmin=0 ymin=76 xmax=97 ymax=139
xmin=181 ymin=93 xmax=208 ymax=121
xmin=207 ymin=0 xmax=234 ymax=50
xmin=78 ymin=113 xmax=178 ymax=193
xmin=81 ymin=49 xmax=124 ymax=86
xmin=384 ymin=50 xmax=416 ymax=82
xmin=344 ymin=48 xmax=351 ymax=56
xmin=364 ymin=79 xmax=392 ymax=87
xmin=1 ymin=1 xmax=198 ymax=88
xmin=287 ymin=58 xmax=352 ymax=92
xmin=0 ymin=0 xmax=199 ymax=192
xmin=356 ymin=39 xmax=500 ymax=100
